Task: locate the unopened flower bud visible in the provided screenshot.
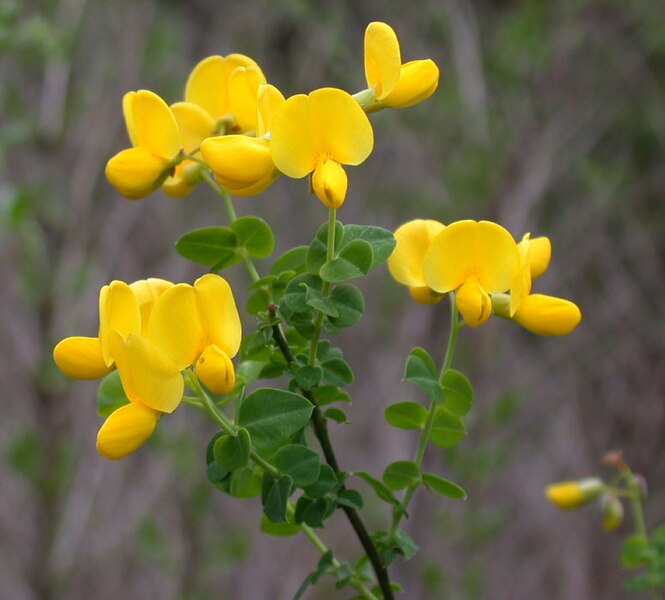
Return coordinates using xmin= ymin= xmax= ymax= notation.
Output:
xmin=601 ymin=494 xmax=624 ymax=532
xmin=545 ymin=477 xmax=604 ymax=510
xmin=196 ymin=344 xmax=236 ymax=394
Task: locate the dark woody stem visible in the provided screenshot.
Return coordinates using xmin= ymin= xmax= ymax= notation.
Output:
xmin=269 ymin=308 xmax=395 ymax=600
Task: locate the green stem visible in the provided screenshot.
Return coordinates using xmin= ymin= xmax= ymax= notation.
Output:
xmin=389 ymin=294 xmax=461 ymax=541
xmin=308 ymin=208 xmax=336 ymax=365
xmin=628 ymin=475 xmax=647 ymax=539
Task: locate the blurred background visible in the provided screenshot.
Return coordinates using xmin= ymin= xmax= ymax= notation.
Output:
xmin=2 ymin=0 xmax=665 ymax=598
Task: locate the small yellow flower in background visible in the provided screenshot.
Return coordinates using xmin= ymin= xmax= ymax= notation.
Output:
xmin=185 ymin=54 xmax=266 ymax=134
xmin=362 ymin=21 xmax=439 ymax=110
xmin=601 ymin=495 xmax=624 ymax=532
xmin=545 ymin=477 xmax=604 ymax=510
xmin=201 ymin=84 xmax=285 ymax=196
xmin=423 ymin=220 xmax=520 ymax=327
xmin=270 ymin=87 xmax=374 ymax=208
xmin=387 ymin=219 xmax=446 ymax=304
xmin=106 ymin=90 xmax=184 ymax=200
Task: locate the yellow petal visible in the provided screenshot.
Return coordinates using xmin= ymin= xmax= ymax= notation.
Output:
xmin=228 ymin=65 xmax=266 ymax=132
xmin=147 ymin=283 xmax=203 ymax=369
xmin=455 ymin=279 xmax=492 ymax=327
xmin=388 ymin=219 xmax=446 ymax=287
xmin=194 ymin=274 xmax=242 ymax=358
xmin=408 ymin=285 xmax=445 ymax=305
xmin=170 ymin=101 xmax=216 ymax=153
xmin=513 ymin=294 xmax=582 ymax=336
xmin=185 ymin=54 xmax=263 ymax=121
xmin=528 ymin=236 xmax=552 ymax=279
xmin=201 ymin=135 xmax=277 ymax=196
xmin=257 ymin=84 xmax=285 ymax=137
xmin=105 ymin=147 xmax=170 ymax=200
xmin=129 ymin=278 xmax=174 ymax=335
xmin=308 ymin=88 xmax=374 ymax=166
xmin=383 ymin=59 xmax=440 ymax=108
xmin=196 ymin=344 xmax=236 ymax=394
xmin=53 ymin=336 xmax=112 ymax=379
xmin=96 ymin=402 xmax=159 ymax=460
xmin=311 ymin=159 xmax=348 ymax=209
xmin=364 ymin=22 xmax=401 ymax=100
xmin=110 ymin=333 xmax=184 ymax=413
xmin=545 ymin=478 xmax=604 ymax=510
xmin=98 ymin=281 xmax=141 ymax=366
xmin=122 ymin=90 xmax=180 ymax=158
xmin=269 ymin=93 xmax=317 ymax=178
xmin=423 ymin=220 xmax=519 ymax=294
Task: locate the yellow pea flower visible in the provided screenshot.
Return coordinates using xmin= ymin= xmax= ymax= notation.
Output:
xmin=423 ymin=220 xmax=520 ymax=327
xmin=387 ymin=219 xmax=446 ymax=304
xmin=147 ymin=274 xmax=242 ymax=393
xmin=361 ymin=21 xmax=439 ymax=111
xmin=201 ymin=84 xmax=285 ymax=196
xmin=270 ymin=87 xmax=374 ymax=208
xmin=106 ymin=90 xmax=184 ymax=200
xmin=545 ymin=478 xmax=604 ymax=510
xmin=185 ymin=54 xmax=266 ymax=134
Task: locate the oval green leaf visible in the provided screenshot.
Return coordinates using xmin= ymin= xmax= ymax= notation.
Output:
xmin=231 ymin=216 xmax=275 ymax=259
xmin=384 ymin=401 xmax=429 ymax=430
xmin=422 ymin=472 xmax=467 ymax=499
xmin=441 ymin=369 xmax=473 ymax=416
xmin=175 ymin=226 xmax=238 ymax=265
xmin=274 ymin=444 xmax=321 ymax=487
xmin=319 ymin=239 xmax=373 ymax=282
xmin=382 ymin=461 xmax=421 ymax=491
xmin=213 ymin=428 xmax=251 ymax=471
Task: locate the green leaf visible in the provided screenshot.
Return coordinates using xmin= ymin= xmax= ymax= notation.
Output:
xmin=354 ymin=471 xmax=400 ymax=506
xmin=336 ymin=488 xmax=364 ymax=510
xmin=238 ymin=388 xmax=313 ymax=449
xmin=384 ymin=401 xmax=429 ymax=430
xmin=441 ymin=369 xmax=473 ymax=416
xmin=341 ymin=225 xmax=396 ymax=268
xmin=229 ymin=465 xmax=262 ymax=498
xmin=175 ymin=226 xmax=238 ymax=266
xmin=306 ymin=220 xmax=345 ymax=274
xmin=323 ymin=284 xmax=365 ymax=332
xmin=422 ymin=472 xmax=467 ymax=499
xmin=294 ymin=365 xmax=322 ymax=390
xmin=429 ymin=406 xmax=467 ymax=448
xmin=404 ymin=347 xmax=443 ymax=401
xmin=292 ymin=551 xmax=335 ymax=600
xmin=271 ymin=245 xmax=308 ymax=276
xmin=213 ymin=428 xmax=251 ymax=471
xmin=392 ymin=529 xmax=420 ymax=561
xmin=324 ymin=407 xmax=348 ymax=424
xmin=96 ymin=370 xmax=129 ymax=417
xmin=303 ymin=464 xmax=339 ymax=498
xmin=280 ymin=273 xmax=322 ymax=315
xmin=294 ymin=496 xmax=335 ymax=528
xmin=320 ymin=358 xmax=354 ymax=387
xmin=319 ymin=239 xmax=373 ymax=282
xmin=304 ymin=286 xmax=339 ymax=317
xmin=622 ymin=535 xmax=654 ymax=569
xmin=260 ymin=514 xmax=301 ymax=537
xmin=261 ymin=473 xmax=293 ymax=522
xmin=313 ymin=385 xmax=351 ymax=406
xmin=230 ymin=216 xmax=275 ymax=259
xmin=273 ymin=444 xmax=321 ymax=487
xmin=246 ymin=288 xmax=270 ymax=315
xmin=382 ymin=461 xmax=421 ymax=491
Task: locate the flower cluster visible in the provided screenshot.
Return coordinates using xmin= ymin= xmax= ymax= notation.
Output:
xmin=105 ymin=21 xmax=439 ymax=209
xmin=53 ymin=274 xmax=241 ymax=459
xmin=387 ymin=218 xmax=582 ymax=334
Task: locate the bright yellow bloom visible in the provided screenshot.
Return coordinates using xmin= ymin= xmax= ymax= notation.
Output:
xmin=545 ymin=478 xmax=604 ymax=510
xmin=147 ymin=274 xmax=242 ymax=392
xmin=270 ymin=87 xmax=374 ymax=208
xmin=362 ymin=22 xmax=439 ymax=110
xmin=96 ymin=402 xmax=159 ymax=460
xmin=201 ymin=84 xmax=285 ymax=196
xmin=185 ymin=54 xmax=266 ymax=133
xmin=387 ymin=219 xmax=446 ymax=305
xmin=106 ymin=90 xmax=183 ymax=199
xmin=423 ymin=220 xmax=520 ymax=327
xmin=195 ymin=344 xmax=236 ymax=394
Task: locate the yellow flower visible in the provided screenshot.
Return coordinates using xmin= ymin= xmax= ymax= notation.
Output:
xmin=201 ymin=84 xmax=285 ymax=196
xmin=545 ymin=478 xmax=604 ymax=510
xmin=362 ymin=22 xmax=439 ymax=110
xmin=387 ymin=219 xmax=446 ymax=304
xmin=106 ymin=90 xmax=183 ymax=199
xmin=423 ymin=220 xmax=520 ymax=327
xmin=185 ymin=54 xmax=266 ymax=133
xmin=147 ymin=274 xmax=242 ymax=392
xmin=270 ymin=87 xmax=374 ymax=208
xmin=601 ymin=495 xmax=624 ymax=532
